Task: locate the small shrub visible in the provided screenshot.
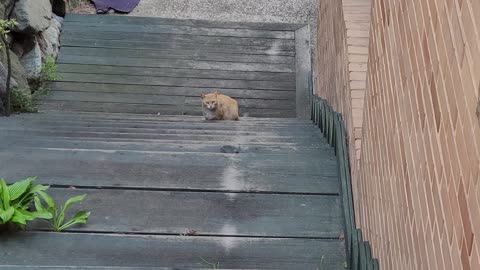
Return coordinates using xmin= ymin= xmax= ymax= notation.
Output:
xmin=0 ymin=177 xmax=52 ymax=229
xmin=35 ymin=191 xmax=90 ymax=232
xmin=40 ymin=56 xmax=60 ymax=82
xmin=28 ymin=56 xmax=60 ymax=95
xmin=10 ymin=89 xmax=37 ymax=113
xmin=0 ymin=177 xmax=91 ymax=232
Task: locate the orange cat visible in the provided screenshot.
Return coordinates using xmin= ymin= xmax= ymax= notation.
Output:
xmin=201 ymin=91 xmax=239 ymax=121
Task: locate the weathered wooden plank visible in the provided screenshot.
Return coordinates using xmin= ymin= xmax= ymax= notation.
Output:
xmin=0 ymin=137 xmax=332 ymax=155
xmin=64 ymin=13 xmax=305 ymax=31
xmin=0 ymin=145 xmax=337 ymax=169
xmin=1 ymin=112 xmax=314 ymax=126
xmin=0 ymin=232 xmax=346 ymax=269
xmin=0 ymin=127 xmax=327 ymax=145
xmin=0 ymin=149 xmax=339 ymax=194
xmin=56 ymin=55 xmax=294 ymax=73
xmin=62 ymin=23 xmax=295 ymax=39
xmin=0 ymin=117 xmax=324 ymax=136
xmin=61 ymin=39 xmax=295 ymax=56
xmin=61 ymin=31 xmax=296 ymax=48
xmin=185 ymin=97 xmax=295 ymax=109
xmin=41 ymin=95 xmax=295 ymax=112
xmin=38 ymin=100 xmax=295 ymax=117
xmin=42 ymin=91 xmax=185 ymax=106
xmin=59 ymin=47 xmax=295 ymax=65
xmin=29 ymin=188 xmax=343 ymax=237
xmin=0 ymin=267 xmax=242 ymax=270
xmin=56 ymin=64 xmax=295 ymax=81
xmin=20 ymin=111 xmax=306 ymax=122
xmin=51 ymin=82 xmax=296 ymax=100
xmin=295 ymin=25 xmax=312 ymax=119
xmin=55 ymin=73 xmax=295 ymax=91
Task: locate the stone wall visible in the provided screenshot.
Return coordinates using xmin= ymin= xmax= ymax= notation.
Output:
xmin=0 ymin=0 xmax=63 ymax=114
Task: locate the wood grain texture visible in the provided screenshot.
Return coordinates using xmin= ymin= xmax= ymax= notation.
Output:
xmin=0 ymin=232 xmax=346 ymax=269
xmin=28 ymin=188 xmax=343 ymax=237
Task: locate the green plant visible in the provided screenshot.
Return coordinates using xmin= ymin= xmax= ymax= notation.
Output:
xmin=11 ymin=89 xmax=37 ymax=113
xmin=35 ymin=192 xmax=90 ymax=232
xmin=0 ymin=19 xmax=18 ymax=116
xmin=199 ymin=257 xmax=220 ymax=269
xmin=0 ymin=177 xmax=52 ymax=227
xmin=40 ymin=56 xmax=60 ymax=82
xmin=29 ymin=56 xmax=60 ymax=94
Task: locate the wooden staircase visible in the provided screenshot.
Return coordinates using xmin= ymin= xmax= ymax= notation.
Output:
xmin=0 ymin=14 xmax=346 ymax=269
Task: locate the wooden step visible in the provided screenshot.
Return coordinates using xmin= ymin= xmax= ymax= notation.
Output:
xmin=0 ymin=232 xmax=346 ymax=269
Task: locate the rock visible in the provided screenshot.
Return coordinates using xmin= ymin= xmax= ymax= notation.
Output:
xmin=0 ymin=62 xmax=19 ymax=95
xmin=11 ymin=0 xmax=52 ymax=34
xmin=0 ymin=0 xmax=15 ymax=20
xmin=20 ymin=37 xmax=42 ymax=78
xmin=52 ymin=14 xmax=64 ymax=25
xmin=0 ymin=47 xmax=29 ymax=89
xmin=38 ymin=15 xmax=62 ymax=58
xmin=51 ymin=0 xmax=68 ymax=17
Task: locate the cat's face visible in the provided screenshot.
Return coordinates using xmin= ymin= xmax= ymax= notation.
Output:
xmin=202 ymin=93 xmax=218 ymax=110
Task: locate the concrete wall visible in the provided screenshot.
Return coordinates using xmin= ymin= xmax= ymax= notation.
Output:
xmin=316 ymin=0 xmax=480 ymax=269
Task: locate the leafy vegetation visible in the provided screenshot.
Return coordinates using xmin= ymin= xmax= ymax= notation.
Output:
xmin=35 ymin=192 xmax=90 ymax=232
xmin=0 ymin=177 xmax=52 ymax=228
xmin=11 ymin=89 xmax=36 ymax=113
xmin=0 ymin=19 xmax=18 ymax=116
xmin=0 ymin=177 xmax=90 ymax=232
xmin=28 ymin=55 xmax=60 ymax=97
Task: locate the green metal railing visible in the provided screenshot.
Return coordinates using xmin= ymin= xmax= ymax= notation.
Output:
xmin=312 ymin=95 xmax=380 ymax=270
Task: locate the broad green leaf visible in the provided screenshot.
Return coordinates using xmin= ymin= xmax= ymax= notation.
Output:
xmin=34 ymin=196 xmax=46 ymax=212
xmin=37 ymin=191 xmax=55 ymax=208
xmin=61 ymin=194 xmax=87 ymax=213
xmin=30 ymin=210 xmax=53 ymax=220
xmin=29 ymin=184 xmax=50 ymax=194
xmin=0 ymin=179 xmax=10 ymax=209
xmin=8 ymin=177 xmax=35 ymax=201
xmin=0 ymin=206 xmax=14 ymax=222
xmin=58 ymin=211 xmax=90 ymax=231
xmin=58 ymin=194 xmax=87 ymax=226
xmin=11 ymin=211 xmax=27 ymax=225
xmin=0 ymin=179 xmax=3 ymax=209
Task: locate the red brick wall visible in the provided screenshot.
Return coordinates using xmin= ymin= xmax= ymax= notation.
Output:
xmin=316 ymin=0 xmax=480 ymax=269
xmin=358 ymin=0 xmax=480 ymax=269
xmin=315 ymin=0 xmax=371 ymax=201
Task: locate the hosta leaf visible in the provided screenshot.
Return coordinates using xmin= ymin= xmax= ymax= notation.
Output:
xmin=8 ymin=177 xmax=35 ymax=201
xmin=37 ymin=191 xmax=55 ymax=208
xmin=15 ymin=209 xmax=36 ymax=221
xmin=29 ymin=184 xmax=50 ymax=194
xmin=57 ymin=211 xmax=90 ymax=231
xmin=30 ymin=210 xmax=53 ymax=220
xmin=11 ymin=211 xmax=27 ymax=225
xmin=0 ymin=206 xmax=14 ymax=223
xmin=34 ymin=196 xmax=45 ymax=212
xmin=0 ymin=179 xmax=10 ymax=209
xmin=61 ymin=194 xmax=87 ymax=213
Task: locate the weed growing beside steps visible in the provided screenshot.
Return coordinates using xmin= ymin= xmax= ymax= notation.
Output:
xmin=0 ymin=177 xmax=90 ymax=232
xmin=11 ymin=56 xmax=60 ymax=113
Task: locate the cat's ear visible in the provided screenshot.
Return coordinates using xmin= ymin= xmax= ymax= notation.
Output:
xmin=214 ymin=90 xmax=219 ymax=96
xmin=201 ymin=93 xmax=205 ymax=99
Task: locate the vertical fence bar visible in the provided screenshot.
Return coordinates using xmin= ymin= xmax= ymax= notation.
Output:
xmin=311 ymin=95 xmax=379 ymax=270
